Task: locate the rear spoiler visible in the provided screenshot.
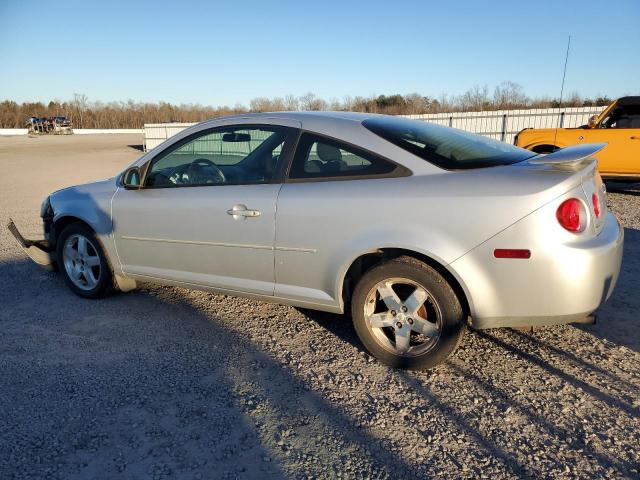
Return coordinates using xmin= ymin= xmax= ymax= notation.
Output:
xmin=528 ymin=143 xmax=606 ymax=167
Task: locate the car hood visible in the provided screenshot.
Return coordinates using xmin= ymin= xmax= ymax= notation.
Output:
xmin=50 ymin=177 xmax=117 ymax=199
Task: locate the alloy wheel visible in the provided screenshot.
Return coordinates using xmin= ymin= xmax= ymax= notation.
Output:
xmin=62 ymin=234 xmax=102 ymax=291
xmin=363 ymin=277 xmax=442 ymax=356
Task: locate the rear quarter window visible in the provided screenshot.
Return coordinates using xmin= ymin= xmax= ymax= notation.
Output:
xmin=288 ymin=133 xmax=402 ymax=180
xmin=363 ymin=117 xmax=535 ymax=170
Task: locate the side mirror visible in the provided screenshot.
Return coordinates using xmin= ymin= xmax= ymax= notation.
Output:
xmin=587 ymin=115 xmax=598 ymax=129
xmin=122 ymin=166 xmax=141 ymax=190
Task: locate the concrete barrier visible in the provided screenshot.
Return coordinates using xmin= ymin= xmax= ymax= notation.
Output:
xmin=73 ymin=129 xmax=142 ymax=135
xmin=0 ymin=129 xmax=29 ymax=136
xmin=0 ymin=128 xmax=143 ymax=136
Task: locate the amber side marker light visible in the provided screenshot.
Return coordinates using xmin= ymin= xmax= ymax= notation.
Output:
xmin=494 ymin=249 xmax=531 ymax=259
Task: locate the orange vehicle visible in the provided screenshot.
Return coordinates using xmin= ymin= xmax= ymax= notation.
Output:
xmin=514 ymin=96 xmax=640 ymax=180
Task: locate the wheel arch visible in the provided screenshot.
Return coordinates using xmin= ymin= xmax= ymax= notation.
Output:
xmin=340 ymin=247 xmax=473 ymax=319
xmin=51 ymin=214 xmax=95 ymax=248
xmin=52 ymin=214 xmax=136 ymax=292
xmin=528 ymin=144 xmax=560 ymax=154
xmin=51 ymin=215 xmax=117 ymax=275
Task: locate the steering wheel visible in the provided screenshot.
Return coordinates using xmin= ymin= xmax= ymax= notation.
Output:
xmin=167 ymin=158 xmax=225 ymax=185
xmin=188 ymin=158 xmax=225 ymax=184
xmin=167 ymin=163 xmax=190 ymax=185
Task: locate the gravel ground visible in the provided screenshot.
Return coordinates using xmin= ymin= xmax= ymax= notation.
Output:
xmin=1 ymin=135 xmax=639 ymax=479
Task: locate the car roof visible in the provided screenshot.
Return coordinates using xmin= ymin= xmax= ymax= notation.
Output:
xmin=204 ymin=110 xmax=383 ymax=128
xmin=138 ymin=111 xmax=444 ymax=175
xmin=616 ymin=96 xmax=640 ymax=107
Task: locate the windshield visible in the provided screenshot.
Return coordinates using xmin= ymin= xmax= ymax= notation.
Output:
xmin=363 ymin=116 xmax=536 ymax=170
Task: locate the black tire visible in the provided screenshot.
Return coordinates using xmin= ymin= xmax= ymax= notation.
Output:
xmin=56 ymin=223 xmax=112 ymax=299
xmin=351 ymin=256 xmax=466 ymax=370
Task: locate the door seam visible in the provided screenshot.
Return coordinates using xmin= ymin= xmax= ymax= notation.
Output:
xmin=272 ymin=183 xmax=285 ymax=294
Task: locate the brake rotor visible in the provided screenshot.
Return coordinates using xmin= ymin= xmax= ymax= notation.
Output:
xmin=417 ymin=303 xmax=428 ymax=320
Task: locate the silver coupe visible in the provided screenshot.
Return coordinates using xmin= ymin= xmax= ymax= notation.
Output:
xmin=9 ymin=112 xmax=624 ymax=369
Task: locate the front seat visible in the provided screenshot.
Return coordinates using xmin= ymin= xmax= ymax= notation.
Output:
xmin=615 ymin=115 xmax=640 ymax=129
xmin=615 ymin=116 xmax=632 ymax=128
xmin=316 ymin=142 xmax=348 ymax=173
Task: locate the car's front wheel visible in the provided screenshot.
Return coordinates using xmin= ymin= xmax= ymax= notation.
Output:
xmin=351 ymin=256 xmax=466 ymax=370
xmin=57 ymin=223 xmax=112 ymax=298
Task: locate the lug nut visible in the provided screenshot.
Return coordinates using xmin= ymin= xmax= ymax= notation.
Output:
xmin=401 ymin=306 xmax=408 ymax=312
xmin=396 ymin=322 xmax=403 ymax=329
xmin=391 ymin=310 xmax=397 ymax=316
xmin=408 ymin=318 xmax=414 ymax=325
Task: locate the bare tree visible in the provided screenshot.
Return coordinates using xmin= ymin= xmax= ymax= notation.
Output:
xmin=459 ymin=85 xmax=490 ymax=111
xmin=493 ymin=81 xmax=528 ymax=109
xmin=299 ymin=92 xmax=327 ymax=111
xmin=71 ymin=93 xmax=89 ymax=128
xmin=249 ymin=97 xmax=273 ymax=112
xmin=0 ymin=86 xmax=615 ymax=129
xmin=283 ymin=94 xmax=299 ymax=111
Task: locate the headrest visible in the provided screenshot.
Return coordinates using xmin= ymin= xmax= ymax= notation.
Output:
xmin=316 ymin=142 xmax=342 ymax=162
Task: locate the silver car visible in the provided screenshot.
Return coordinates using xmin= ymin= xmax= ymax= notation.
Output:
xmin=9 ymin=112 xmax=624 ymax=370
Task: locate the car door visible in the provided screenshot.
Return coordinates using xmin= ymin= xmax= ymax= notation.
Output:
xmin=274 ymin=132 xmax=406 ymax=308
xmin=112 ymin=122 xmax=298 ymax=296
xmin=575 ymin=102 xmax=640 ymax=176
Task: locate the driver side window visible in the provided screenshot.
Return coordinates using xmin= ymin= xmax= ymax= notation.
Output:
xmin=145 ymin=126 xmax=289 ymax=188
xmin=601 ymin=105 xmax=640 ymax=129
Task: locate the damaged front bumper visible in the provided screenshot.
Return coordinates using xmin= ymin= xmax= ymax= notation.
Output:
xmin=7 ymin=218 xmax=56 ymax=270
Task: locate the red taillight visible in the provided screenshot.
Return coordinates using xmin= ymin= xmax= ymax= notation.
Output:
xmin=592 ymin=193 xmax=601 ymax=218
xmin=556 ymin=198 xmax=584 ymax=232
xmin=494 ymin=249 xmax=531 ymax=259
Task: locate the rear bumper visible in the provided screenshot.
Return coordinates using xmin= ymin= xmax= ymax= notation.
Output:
xmin=7 ymin=219 xmax=56 ymax=270
xmin=452 ymin=212 xmax=624 ymax=329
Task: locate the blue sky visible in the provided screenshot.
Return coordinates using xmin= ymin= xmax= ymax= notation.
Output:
xmin=1 ymin=0 xmax=638 ymax=106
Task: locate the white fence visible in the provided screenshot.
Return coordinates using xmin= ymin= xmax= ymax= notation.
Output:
xmin=405 ymin=106 xmax=606 ymax=144
xmin=144 ymin=123 xmax=196 ymax=151
xmin=143 ymin=106 xmax=606 ymax=151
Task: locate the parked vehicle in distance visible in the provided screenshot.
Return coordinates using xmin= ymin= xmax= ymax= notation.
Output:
xmin=9 ymin=112 xmax=623 ymax=370
xmin=24 ymin=116 xmax=73 ymax=134
xmin=514 ymin=96 xmax=640 ymax=181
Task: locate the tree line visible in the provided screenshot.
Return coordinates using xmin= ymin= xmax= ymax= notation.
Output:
xmin=0 ymin=83 xmax=613 ymax=129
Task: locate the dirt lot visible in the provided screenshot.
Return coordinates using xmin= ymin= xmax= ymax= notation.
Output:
xmin=1 ymin=134 xmax=639 ymax=479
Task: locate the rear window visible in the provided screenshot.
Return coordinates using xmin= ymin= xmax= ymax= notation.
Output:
xmin=363 ymin=116 xmax=535 ymax=170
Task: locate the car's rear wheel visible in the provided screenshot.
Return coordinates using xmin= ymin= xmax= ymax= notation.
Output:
xmin=57 ymin=223 xmax=112 ymax=298
xmin=351 ymin=256 xmax=466 ymax=370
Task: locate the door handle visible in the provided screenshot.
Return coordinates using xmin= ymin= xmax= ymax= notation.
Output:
xmin=226 ymin=204 xmax=261 ymax=220
xmin=631 ymin=136 xmax=640 ymax=140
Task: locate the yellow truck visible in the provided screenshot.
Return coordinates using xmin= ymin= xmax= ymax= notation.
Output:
xmin=514 ymin=96 xmax=640 ymax=180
